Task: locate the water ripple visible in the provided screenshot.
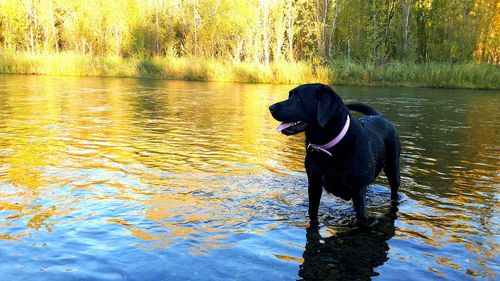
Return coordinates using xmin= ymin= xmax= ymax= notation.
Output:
xmin=0 ymin=76 xmax=498 ymax=280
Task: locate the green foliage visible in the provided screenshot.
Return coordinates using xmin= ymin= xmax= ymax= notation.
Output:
xmin=0 ymin=0 xmax=498 ymax=88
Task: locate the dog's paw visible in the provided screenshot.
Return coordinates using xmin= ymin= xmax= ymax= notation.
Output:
xmin=391 ymin=191 xmax=404 ymax=203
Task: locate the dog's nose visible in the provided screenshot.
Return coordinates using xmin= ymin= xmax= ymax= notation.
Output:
xmin=269 ymin=103 xmax=280 ymax=113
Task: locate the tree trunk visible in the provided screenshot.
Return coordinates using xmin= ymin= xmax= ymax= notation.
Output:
xmin=275 ymin=32 xmax=284 ymax=62
xmin=328 ymin=0 xmax=341 ymax=58
xmin=416 ymin=0 xmax=428 ymax=63
xmin=286 ymin=0 xmax=294 ymax=61
xmin=321 ymin=0 xmax=330 ymax=58
xmin=234 ymin=37 xmax=243 ymax=62
xmin=155 ymin=3 xmax=160 ymax=55
xmin=372 ymin=0 xmax=377 ymax=64
xmin=461 ymin=0 xmax=474 ymax=36
xmin=193 ymin=1 xmax=200 ymax=57
xmin=400 ymin=0 xmax=412 ymax=61
xmin=262 ymin=0 xmax=270 ymax=65
xmin=381 ymin=0 xmax=396 ymax=65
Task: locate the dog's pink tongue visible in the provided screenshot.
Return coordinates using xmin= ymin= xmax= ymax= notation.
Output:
xmin=277 ymin=122 xmax=292 ymax=132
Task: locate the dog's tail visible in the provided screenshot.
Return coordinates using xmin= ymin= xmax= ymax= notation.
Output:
xmin=346 ymin=103 xmax=381 ymax=116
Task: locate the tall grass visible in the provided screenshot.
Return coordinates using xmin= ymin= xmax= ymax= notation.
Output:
xmin=330 ymin=59 xmax=500 ymax=89
xmin=0 ymin=51 xmax=498 ymax=89
xmin=0 ymin=51 xmax=329 ymax=84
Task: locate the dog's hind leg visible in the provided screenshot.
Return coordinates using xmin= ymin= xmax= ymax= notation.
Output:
xmin=384 ymin=135 xmax=401 ymax=202
xmin=353 ymin=187 xmax=377 ymax=227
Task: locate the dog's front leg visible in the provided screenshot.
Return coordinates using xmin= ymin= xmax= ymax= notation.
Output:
xmin=305 ymin=154 xmax=322 ymax=228
xmin=306 ymin=170 xmax=322 ymax=228
xmin=308 ymin=183 xmax=322 ymax=228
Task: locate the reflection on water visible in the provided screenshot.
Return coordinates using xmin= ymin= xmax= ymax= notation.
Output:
xmin=299 ymin=206 xmax=398 ymax=280
xmin=0 ymin=75 xmax=498 ymax=280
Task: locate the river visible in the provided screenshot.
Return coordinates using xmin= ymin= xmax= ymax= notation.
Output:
xmin=0 ymin=75 xmax=498 ymax=280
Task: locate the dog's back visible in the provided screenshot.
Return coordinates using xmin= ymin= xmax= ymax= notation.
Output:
xmin=347 ymin=103 xmax=397 ymax=143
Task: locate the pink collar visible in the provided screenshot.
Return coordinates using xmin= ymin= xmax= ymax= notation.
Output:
xmin=307 ymin=115 xmax=350 ymax=156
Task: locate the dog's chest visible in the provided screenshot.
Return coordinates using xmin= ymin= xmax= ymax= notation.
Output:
xmin=306 ymin=151 xmax=375 ymax=200
xmin=320 ymin=163 xmax=352 ymax=185
xmin=313 ymin=160 xmax=357 ymax=199
xmin=321 ymin=168 xmax=354 ymax=200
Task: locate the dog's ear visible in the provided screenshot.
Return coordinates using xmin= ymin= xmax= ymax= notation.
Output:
xmin=317 ymin=85 xmax=340 ymax=128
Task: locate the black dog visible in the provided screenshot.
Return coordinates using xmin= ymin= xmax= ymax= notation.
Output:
xmin=269 ymin=83 xmax=400 ymax=227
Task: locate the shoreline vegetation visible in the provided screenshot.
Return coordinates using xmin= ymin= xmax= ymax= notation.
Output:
xmin=1 ymin=52 xmax=498 ymax=89
xmin=1 ymin=1 xmax=498 ymax=90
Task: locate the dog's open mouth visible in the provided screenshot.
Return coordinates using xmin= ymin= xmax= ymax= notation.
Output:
xmin=276 ymin=121 xmax=308 ymax=135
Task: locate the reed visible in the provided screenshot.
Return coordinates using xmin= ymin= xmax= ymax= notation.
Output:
xmin=0 ymin=51 xmax=329 ymax=84
xmin=330 ymin=60 xmax=499 ymax=90
xmin=0 ymin=51 xmax=498 ymax=89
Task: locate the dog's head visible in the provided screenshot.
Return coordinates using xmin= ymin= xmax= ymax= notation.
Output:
xmin=269 ymin=83 xmax=346 ymax=135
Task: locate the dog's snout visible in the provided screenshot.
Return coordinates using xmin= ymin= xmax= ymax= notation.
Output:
xmin=269 ymin=103 xmax=280 ymax=113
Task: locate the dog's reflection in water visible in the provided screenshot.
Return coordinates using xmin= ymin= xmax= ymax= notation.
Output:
xmin=299 ymin=206 xmax=398 ymax=280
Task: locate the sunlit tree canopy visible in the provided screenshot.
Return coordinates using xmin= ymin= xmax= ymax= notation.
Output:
xmin=0 ymin=0 xmax=498 ymax=64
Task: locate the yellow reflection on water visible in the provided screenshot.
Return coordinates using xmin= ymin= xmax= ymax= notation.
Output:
xmin=0 ymin=76 xmax=300 ymax=252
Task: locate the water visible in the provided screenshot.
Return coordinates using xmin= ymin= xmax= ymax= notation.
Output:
xmin=0 ymin=75 xmax=498 ymax=280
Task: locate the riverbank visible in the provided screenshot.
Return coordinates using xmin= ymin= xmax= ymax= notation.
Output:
xmin=0 ymin=52 xmax=498 ymax=89
xmin=330 ymin=60 xmax=499 ymax=90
